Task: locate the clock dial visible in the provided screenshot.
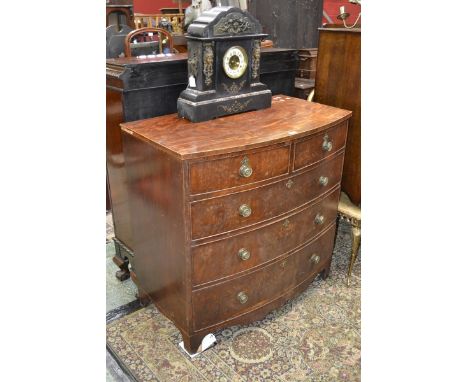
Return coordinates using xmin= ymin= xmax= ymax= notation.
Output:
xmin=223 ymin=46 xmax=248 ymax=79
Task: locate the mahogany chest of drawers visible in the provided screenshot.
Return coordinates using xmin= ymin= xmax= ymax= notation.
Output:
xmin=121 ymin=96 xmax=351 ymax=353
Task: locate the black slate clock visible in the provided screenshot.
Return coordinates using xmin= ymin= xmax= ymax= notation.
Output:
xmin=177 ymin=6 xmax=272 ymax=123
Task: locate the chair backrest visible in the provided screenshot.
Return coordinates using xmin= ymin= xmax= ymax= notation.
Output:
xmin=124 ymin=27 xmax=174 ymax=57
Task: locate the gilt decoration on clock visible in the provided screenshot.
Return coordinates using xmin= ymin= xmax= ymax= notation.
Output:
xmin=177 ymin=6 xmax=272 ymax=123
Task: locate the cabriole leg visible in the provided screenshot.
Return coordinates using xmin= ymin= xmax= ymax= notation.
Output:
xmin=347 ymin=225 xmax=361 ymax=286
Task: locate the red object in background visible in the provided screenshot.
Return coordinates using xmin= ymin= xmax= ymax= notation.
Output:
xmin=134 ymin=0 xmax=189 ymax=14
xmin=134 ymin=1 xmax=361 ymax=27
xmin=323 ymin=0 xmax=361 ymax=25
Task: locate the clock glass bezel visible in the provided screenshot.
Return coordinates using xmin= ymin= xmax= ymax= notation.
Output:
xmin=223 ymin=46 xmax=248 ymax=79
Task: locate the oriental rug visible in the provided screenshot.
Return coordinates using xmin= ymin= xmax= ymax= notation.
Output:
xmin=106 ymin=222 xmax=361 ymax=382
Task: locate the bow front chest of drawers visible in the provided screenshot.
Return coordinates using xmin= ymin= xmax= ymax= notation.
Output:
xmin=121 ymin=96 xmax=352 ymax=353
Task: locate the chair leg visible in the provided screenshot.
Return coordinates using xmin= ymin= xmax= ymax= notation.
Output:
xmin=347 ymin=225 xmax=361 ymax=287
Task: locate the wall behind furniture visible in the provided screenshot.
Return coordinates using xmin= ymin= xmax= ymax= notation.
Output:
xmin=323 ymin=0 xmax=361 ymax=25
xmin=134 ymin=0 xmax=190 ymax=13
xmin=248 ymin=0 xmax=324 ymax=49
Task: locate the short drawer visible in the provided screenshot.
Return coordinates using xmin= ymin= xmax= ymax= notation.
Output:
xmin=294 ymin=121 xmax=348 ymax=171
xmin=191 ymin=152 xmax=344 ymax=239
xmin=192 ymin=224 xmax=336 ymax=331
xmin=191 ymin=187 xmax=340 ymax=286
xmin=189 ymin=145 xmax=290 ymax=195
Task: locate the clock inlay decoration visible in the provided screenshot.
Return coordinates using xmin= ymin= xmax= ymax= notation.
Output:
xmin=177 ymin=6 xmax=272 ymax=123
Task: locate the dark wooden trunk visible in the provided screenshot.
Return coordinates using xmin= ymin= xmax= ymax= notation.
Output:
xmin=248 ymin=0 xmax=324 ymax=49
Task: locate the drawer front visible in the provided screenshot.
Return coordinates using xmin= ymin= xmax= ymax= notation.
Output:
xmin=294 ymin=122 xmax=347 ymax=171
xmin=192 ymin=187 xmax=340 ymax=286
xmin=192 ymin=224 xmax=336 ymax=331
xmin=191 ymin=152 xmax=344 ymax=239
xmin=189 ymin=145 xmax=290 ymax=195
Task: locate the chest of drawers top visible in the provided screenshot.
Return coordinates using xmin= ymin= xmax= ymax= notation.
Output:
xmin=121 ymin=95 xmax=352 ymax=160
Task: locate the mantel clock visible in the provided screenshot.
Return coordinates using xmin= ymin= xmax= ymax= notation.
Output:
xmin=177 ymin=6 xmax=272 ymax=122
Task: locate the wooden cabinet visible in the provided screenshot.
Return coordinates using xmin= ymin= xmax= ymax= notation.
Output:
xmin=121 ymin=96 xmax=351 ymax=353
xmin=314 ymin=27 xmax=361 ymax=205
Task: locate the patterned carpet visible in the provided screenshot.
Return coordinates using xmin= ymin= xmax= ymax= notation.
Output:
xmin=106 ymin=220 xmax=361 ymax=382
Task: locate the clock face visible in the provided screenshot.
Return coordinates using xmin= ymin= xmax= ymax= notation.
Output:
xmin=223 ymin=46 xmax=248 ymax=79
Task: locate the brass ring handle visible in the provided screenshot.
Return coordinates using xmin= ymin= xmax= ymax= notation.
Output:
xmin=309 ymin=254 xmax=321 ymax=264
xmin=238 ymin=248 xmax=251 ymax=261
xmin=283 ymin=219 xmax=290 ymax=228
xmin=239 ymin=164 xmax=253 ymax=178
xmin=285 ymin=179 xmax=294 ymax=189
xmin=237 ymin=291 xmax=248 ymax=304
xmin=239 ymin=204 xmax=252 ymax=217
xmin=322 ymin=135 xmax=333 ymax=152
xmin=314 ymin=214 xmax=325 ymax=225
xmin=319 ymin=176 xmax=329 ymax=186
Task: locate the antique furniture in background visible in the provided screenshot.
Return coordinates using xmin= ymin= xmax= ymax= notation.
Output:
xmin=134 ymin=13 xmax=185 ymax=34
xmin=120 ymin=96 xmax=351 ymax=353
xmin=314 ymin=25 xmax=360 ymax=205
xmin=337 ymin=192 xmax=361 ymax=286
xmin=177 ymin=6 xmax=271 ymax=122
xmin=294 ymin=77 xmax=315 ymax=100
xmin=293 ymin=48 xmax=317 ymax=100
xmin=124 ymin=27 xmax=174 ymax=57
xmin=297 ymin=48 xmax=318 ymax=79
xmin=106 ymin=48 xmax=298 ymax=280
xmin=106 ymin=3 xmax=135 ymax=29
xmin=106 ymin=24 xmax=133 ymax=58
xmin=248 ymin=0 xmax=324 ymax=49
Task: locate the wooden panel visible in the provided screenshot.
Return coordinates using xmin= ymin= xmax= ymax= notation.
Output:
xmin=192 ymin=224 xmax=335 ymax=331
xmin=190 ymin=152 xmax=344 ymax=239
xmin=249 ymin=0 xmax=324 ymax=49
xmin=121 ymin=97 xmax=352 ymax=160
xmin=314 ymin=28 xmax=361 ymax=204
xmin=189 ymin=144 xmax=290 ymax=195
xmin=121 ymin=130 xmax=190 ymax=333
xmin=294 ymin=121 xmax=348 ymax=171
xmin=192 ymin=187 xmax=340 ymax=286
xmin=106 ymin=88 xmax=133 ymax=249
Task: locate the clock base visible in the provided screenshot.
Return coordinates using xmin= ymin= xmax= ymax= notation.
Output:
xmin=177 ymin=88 xmax=272 ymax=123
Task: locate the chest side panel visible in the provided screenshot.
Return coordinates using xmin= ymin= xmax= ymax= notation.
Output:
xmin=122 ymin=131 xmax=190 ymax=333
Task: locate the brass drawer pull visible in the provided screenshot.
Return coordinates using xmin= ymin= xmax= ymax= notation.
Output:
xmin=283 ymin=219 xmax=290 ymax=228
xmin=237 ymin=291 xmax=248 ymax=304
xmin=239 ymin=204 xmax=252 ymax=217
xmin=309 ymin=254 xmax=321 ymax=264
xmin=285 ymin=179 xmax=294 ymax=189
xmin=238 ymin=248 xmax=251 ymax=261
xmin=319 ymin=176 xmax=329 ymax=186
xmin=314 ymin=214 xmax=325 ymax=225
xmin=280 ymin=259 xmax=288 ymax=268
xmin=239 ymin=156 xmax=253 ymax=178
xmin=322 ymin=134 xmax=333 ymax=152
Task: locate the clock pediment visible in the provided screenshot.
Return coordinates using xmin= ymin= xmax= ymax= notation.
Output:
xmin=188 ymin=6 xmax=263 ymax=38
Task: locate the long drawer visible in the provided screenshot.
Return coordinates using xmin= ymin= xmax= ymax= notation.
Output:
xmin=191 ymin=186 xmax=340 ymax=286
xmin=191 ymin=151 xmax=344 ymax=239
xmin=192 ymin=224 xmax=336 ymax=331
